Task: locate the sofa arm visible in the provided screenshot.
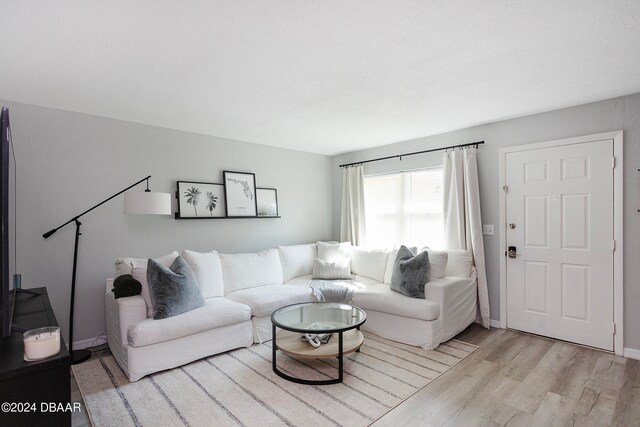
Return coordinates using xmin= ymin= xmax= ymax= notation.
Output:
xmin=425 ymin=268 xmax=478 ymax=339
xmin=106 ymin=278 xmax=114 ymax=293
xmin=105 ymin=290 xmax=148 ymax=350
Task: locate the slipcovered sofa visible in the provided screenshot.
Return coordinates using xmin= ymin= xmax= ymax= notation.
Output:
xmin=105 ymin=242 xmax=477 ymax=381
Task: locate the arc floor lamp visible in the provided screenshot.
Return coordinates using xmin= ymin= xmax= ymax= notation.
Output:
xmin=43 ymin=175 xmax=171 ymax=364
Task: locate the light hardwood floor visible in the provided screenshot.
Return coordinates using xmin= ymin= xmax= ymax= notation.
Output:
xmin=373 ymin=325 xmax=639 ymax=426
xmin=71 ymin=325 xmax=640 ymax=426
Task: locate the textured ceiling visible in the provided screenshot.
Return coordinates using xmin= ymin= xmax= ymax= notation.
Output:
xmin=1 ymin=1 xmax=640 ymax=155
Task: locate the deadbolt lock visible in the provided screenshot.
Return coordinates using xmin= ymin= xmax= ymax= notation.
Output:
xmin=508 ymin=246 xmax=517 ymax=258
xmin=509 ymin=223 xmax=516 ymax=229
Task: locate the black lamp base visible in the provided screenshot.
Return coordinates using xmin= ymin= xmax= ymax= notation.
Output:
xmin=71 ymin=349 xmax=91 ymax=365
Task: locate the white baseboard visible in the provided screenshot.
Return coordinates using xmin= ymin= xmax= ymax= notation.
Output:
xmin=489 ymin=319 xmax=502 ymax=329
xmin=73 ymin=334 xmax=107 ymax=350
xmin=624 ymin=347 xmax=640 ymax=361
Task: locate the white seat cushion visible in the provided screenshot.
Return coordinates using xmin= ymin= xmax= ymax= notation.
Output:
xmin=445 ymin=250 xmax=473 ymax=278
xmin=220 ymin=249 xmax=284 ymax=294
xmin=316 ymin=241 xmax=351 ymax=262
xmin=128 ymin=297 xmax=251 ymax=347
xmin=350 ymin=247 xmax=389 ymax=282
xmin=352 ymin=275 xmax=379 ymax=287
xmin=181 ymin=249 xmax=224 ymax=298
xmin=353 ymin=284 xmax=440 ymax=321
xmin=284 ymin=274 xmax=313 ymax=287
xmin=225 ymin=285 xmax=313 ymax=317
xmin=278 ymin=244 xmax=317 ymax=282
xmin=421 ymin=248 xmax=449 ymax=280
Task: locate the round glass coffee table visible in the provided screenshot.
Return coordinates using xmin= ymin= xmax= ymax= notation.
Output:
xmin=271 ymin=302 xmax=367 ymax=385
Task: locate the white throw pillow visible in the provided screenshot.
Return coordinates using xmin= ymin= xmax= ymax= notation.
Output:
xmin=444 ymin=249 xmax=473 ymax=278
xmin=383 ymin=246 xmax=417 ymax=285
xmin=316 ymin=241 xmax=352 ymax=262
xmin=350 ymin=247 xmax=388 ymax=282
xmin=123 ymin=251 xmax=179 ymax=317
xmin=277 ymin=244 xmax=317 ymax=282
xmin=312 ymin=258 xmax=352 ymax=280
xmin=421 ymin=247 xmax=449 ymax=280
xmin=181 ymin=249 xmax=224 ymax=298
xmin=219 ymin=249 xmax=284 ymax=294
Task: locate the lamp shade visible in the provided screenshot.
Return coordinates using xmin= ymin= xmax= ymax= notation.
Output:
xmin=124 ymin=192 xmax=172 ymax=215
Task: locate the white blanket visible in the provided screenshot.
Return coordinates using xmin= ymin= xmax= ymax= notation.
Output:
xmin=309 ymin=279 xmax=363 ymax=303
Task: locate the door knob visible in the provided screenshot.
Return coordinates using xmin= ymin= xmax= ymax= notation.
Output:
xmin=508 ymin=246 xmax=517 ymax=258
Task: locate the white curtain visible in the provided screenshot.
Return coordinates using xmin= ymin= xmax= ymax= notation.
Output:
xmin=443 ymin=148 xmax=490 ymax=328
xmin=340 ymin=165 xmax=366 ymax=245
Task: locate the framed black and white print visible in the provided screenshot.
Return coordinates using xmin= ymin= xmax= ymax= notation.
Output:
xmin=176 ymin=181 xmax=226 ymax=218
xmin=223 ymin=171 xmax=257 ymax=217
xmin=256 ymin=188 xmax=279 ymax=217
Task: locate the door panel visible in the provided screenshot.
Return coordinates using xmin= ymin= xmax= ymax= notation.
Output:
xmin=506 ymin=139 xmax=613 ymax=351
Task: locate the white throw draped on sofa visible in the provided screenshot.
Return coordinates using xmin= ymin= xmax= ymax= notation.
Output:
xmin=443 ymin=148 xmax=490 ymax=328
xmin=340 ymin=165 xmax=366 ymax=245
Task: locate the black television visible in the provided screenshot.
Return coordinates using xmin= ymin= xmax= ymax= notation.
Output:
xmin=0 ymin=107 xmax=11 ymax=338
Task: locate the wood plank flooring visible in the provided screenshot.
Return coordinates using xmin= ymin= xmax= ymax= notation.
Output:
xmin=71 ymin=325 xmax=640 ymax=426
xmin=372 ymin=325 xmax=640 ymax=427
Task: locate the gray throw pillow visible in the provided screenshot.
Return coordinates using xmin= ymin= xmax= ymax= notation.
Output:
xmin=147 ymin=256 xmax=205 ymax=319
xmin=390 ymin=246 xmax=431 ymax=299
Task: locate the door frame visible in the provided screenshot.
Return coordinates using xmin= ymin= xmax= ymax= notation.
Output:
xmin=498 ymin=131 xmax=624 ymax=355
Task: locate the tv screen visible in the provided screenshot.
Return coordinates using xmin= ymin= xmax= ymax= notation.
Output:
xmin=1 ymin=107 xmax=11 ymax=338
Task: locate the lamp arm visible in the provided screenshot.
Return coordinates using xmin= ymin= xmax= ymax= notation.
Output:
xmin=42 ymin=175 xmax=152 ymax=239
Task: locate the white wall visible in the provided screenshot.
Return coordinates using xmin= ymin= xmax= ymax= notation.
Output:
xmin=2 ymin=100 xmax=334 ymax=344
xmin=332 ymin=93 xmax=640 ymax=350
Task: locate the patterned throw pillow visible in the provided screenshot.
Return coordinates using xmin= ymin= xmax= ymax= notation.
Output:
xmin=312 ymin=258 xmax=352 ymax=280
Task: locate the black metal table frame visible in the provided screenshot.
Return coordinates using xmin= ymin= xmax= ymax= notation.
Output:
xmin=271 ymin=304 xmax=366 ymax=385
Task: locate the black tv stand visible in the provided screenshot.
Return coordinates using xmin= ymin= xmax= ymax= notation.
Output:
xmin=0 ymin=287 xmax=71 ymax=426
xmin=8 ymin=288 xmax=41 ymax=333
xmin=12 ymin=288 xmax=41 ymax=296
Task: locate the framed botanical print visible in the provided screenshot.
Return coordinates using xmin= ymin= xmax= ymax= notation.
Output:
xmin=176 ymin=181 xmax=225 ymax=218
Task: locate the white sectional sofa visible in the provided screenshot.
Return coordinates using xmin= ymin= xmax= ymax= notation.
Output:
xmin=105 ymin=242 xmax=477 ymax=381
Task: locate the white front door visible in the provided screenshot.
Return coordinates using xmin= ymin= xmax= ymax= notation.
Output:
xmin=505 ymin=139 xmax=614 ymax=350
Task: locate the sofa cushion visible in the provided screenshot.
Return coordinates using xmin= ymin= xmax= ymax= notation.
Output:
xmin=147 ymin=256 xmax=205 ymax=320
xmin=383 ymin=246 xmax=418 ymax=285
xmin=225 ymin=285 xmax=313 ymax=317
xmin=127 ymin=297 xmax=251 ymax=347
xmin=284 ymin=274 xmax=313 ymax=287
xmin=182 ymin=249 xmax=224 ymax=298
xmin=312 ymin=258 xmax=352 ymax=280
xmin=316 ymin=241 xmax=351 ymax=262
xmin=124 ymin=251 xmax=180 ymax=317
xmin=278 ymin=244 xmax=317 ymax=282
xmin=445 ymin=250 xmax=473 ymax=278
xmin=352 ymin=275 xmax=379 ymax=287
xmin=422 ymin=248 xmax=449 ymax=280
xmin=219 ymin=249 xmax=284 ymax=294
xmin=352 ymin=284 xmax=440 ymax=321
xmin=390 ymin=246 xmax=431 ymax=299
xmin=350 ymin=247 xmax=388 ymax=282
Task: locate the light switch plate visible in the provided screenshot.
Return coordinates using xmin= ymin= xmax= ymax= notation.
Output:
xmin=483 ymin=225 xmax=495 ymax=235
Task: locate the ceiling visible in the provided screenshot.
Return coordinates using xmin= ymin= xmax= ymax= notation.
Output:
xmin=2 ymin=1 xmax=640 ymax=155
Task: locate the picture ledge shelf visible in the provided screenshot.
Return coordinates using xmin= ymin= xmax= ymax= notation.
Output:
xmin=174 ymin=213 xmax=281 ymax=220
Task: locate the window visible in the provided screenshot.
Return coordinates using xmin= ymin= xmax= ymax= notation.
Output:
xmin=364 ymin=168 xmax=444 ymax=249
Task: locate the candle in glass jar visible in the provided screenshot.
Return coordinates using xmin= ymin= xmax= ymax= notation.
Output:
xmin=23 ymin=327 xmax=61 ymax=361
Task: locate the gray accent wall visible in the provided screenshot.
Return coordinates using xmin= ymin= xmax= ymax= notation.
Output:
xmin=2 ymin=100 xmax=334 ymax=344
xmin=332 ymin=92 xmax=640 ymax=350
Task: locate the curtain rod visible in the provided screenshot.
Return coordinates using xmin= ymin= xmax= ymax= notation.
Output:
xmin=338 ymin=140 xmax=485 ymax=168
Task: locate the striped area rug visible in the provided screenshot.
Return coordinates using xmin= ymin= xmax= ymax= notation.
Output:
xmin=73 ymin=332 xmax=476 ymax=427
